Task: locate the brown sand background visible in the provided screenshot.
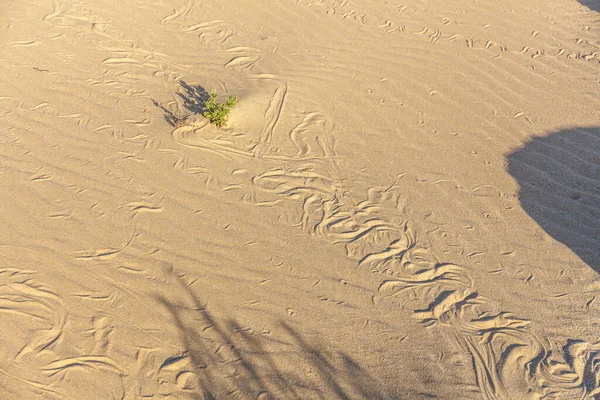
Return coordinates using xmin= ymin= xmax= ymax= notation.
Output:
xmin=1 ymin=0 xmax=600 ymax=398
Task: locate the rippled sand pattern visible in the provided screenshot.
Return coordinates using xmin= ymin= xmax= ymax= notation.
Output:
xmin=1 ymin=0 xmax=599 ymax=398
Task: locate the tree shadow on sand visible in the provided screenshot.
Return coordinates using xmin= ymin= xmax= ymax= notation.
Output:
xmin=156 ymin=282 xmax=388 ymax=399
xmin=507 ymin=126 xmax=600 ymax=273
xmin=578 ymin=0 xmax=600 ymax=12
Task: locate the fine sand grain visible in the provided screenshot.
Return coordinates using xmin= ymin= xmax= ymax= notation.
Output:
xmin=1 ymin=0 xmax=599 ymax=399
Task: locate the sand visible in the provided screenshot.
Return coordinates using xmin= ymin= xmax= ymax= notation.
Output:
xmin=1 ymin=0 xmax=599 ymax=398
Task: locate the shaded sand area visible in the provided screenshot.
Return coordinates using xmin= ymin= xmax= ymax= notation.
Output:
xmin=1 ymin=0 xmax=600 ymax=398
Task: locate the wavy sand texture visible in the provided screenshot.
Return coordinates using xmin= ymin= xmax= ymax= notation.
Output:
xmin=1 ymin=0 xmax=599 ymax=398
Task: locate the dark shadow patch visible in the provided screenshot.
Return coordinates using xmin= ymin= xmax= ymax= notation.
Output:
xmin=578 ymin=0 xmax=599 ymax=12
xmin=507 ymin=126 xmax=600 ymax=273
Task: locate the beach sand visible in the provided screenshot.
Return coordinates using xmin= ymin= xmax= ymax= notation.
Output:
xmin=1 ymin=0 xmax=599 ymax=398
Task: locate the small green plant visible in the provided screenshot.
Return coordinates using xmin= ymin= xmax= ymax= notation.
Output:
xmin=203 ymin=90 xmax=238 ymax=127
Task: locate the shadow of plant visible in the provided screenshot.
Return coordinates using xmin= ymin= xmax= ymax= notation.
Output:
xmin=178 ymin=81 xmax=211 ymax=115
xmin=151 ymin=99 xmax=190 ymax=127
xmin=507 ymin=126 xmax=600 ymax=273
xmin=156 ymin=278 xmax=386 ymax=399
xmin=152 ymin=81 xmax=212 ymax=127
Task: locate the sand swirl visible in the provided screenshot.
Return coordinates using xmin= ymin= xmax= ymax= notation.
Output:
xmin=248 ymin=150 xmax=600 ymax=399
xmin=160 ymin=13 xmax=600 ymax=397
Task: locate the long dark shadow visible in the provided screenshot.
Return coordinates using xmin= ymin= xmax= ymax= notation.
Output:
xmin=507 ymin=126 xmax=600 ymax=273
xmin=156 ymin=275 xmax=388 ymax=399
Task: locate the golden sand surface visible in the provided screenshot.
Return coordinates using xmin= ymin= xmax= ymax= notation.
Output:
xmin=1 ymin=0 xmax=599 ymax=398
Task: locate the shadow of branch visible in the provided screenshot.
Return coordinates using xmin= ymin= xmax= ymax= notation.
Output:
xmin=156 ymin=278 xmax=386 ymax=399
